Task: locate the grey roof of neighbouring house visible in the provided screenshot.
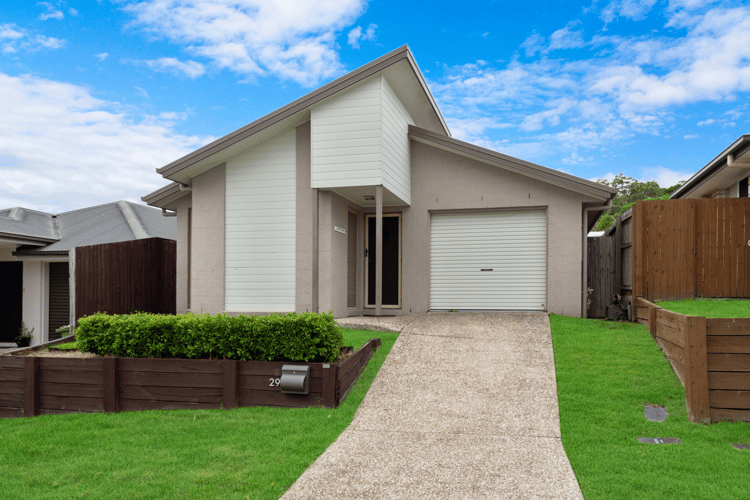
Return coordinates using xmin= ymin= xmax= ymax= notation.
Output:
xmin=0 ymin=201 xmax=176 ymax=255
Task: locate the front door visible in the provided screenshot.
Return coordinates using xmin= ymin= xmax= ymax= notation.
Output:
xmin=0 ymin=262 xmax=23 ymax=343
xmin=366 ymin=214 xmax=400 ymax=307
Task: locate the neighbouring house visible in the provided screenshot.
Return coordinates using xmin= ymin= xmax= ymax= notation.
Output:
xmin=142 ymin=45 xmax=617 ymax=319
xmin=0 ymin=201 xmax=176 ymax=346
xmin=671 ymin=134 xmax=750 ymax=199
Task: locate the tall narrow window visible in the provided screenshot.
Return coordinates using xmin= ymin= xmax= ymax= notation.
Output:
xmin=740 ymin=177 xmax=748 ymax=198
xmin=347 ymin=211 xmax=357 ymax=309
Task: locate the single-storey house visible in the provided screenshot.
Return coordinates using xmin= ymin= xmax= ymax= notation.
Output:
xmin=143 ymin=45 xmax=617 ymax=319
xmin=671 ymin=135 xmax=750 ymax=199
xmin=0 ymin=201 xmax=176 ymax=346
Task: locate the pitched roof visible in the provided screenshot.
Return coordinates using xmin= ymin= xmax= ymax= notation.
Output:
xmin=153 ymin=45 xmax=449 ymax=185
xmin=0 ymin=207 xmax=59 ymax=245
xmin=670 ymin=134 xmax=750 ymax=199
xmin=0 ymin=201 xmax=176 ymax=255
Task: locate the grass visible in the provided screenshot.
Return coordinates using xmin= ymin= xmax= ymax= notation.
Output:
xmin=656 ymin=298 xmax=750 ymax=318
xmin=550 ymin=315 xmax=750 ymax=499
xmin=0 ymin=328 xmax=397 ymax=500
xmin=49 ymin=341 xmax=79 ymax=351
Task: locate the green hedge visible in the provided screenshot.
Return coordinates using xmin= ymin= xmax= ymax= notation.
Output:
xmin=75 ymin=311 xmax=343 ymax=362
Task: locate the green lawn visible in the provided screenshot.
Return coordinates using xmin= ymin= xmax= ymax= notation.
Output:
xmin=0 ymin=328 xmax=397 ymax=500
xmin=550 ymin=315 xmax=750 ymax=499
xmin=656 ymin=298 xmax=750 ymax=318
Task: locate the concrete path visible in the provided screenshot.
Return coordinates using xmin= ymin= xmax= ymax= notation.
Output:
xmin=282 ymin=312 xmax=583 ymax=499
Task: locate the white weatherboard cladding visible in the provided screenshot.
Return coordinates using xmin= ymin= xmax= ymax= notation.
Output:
xmin=381 ymin=77 xmax=413 ymax=205
xmin=311 ymin=76 xmax=382 ymax=189
xmin=311 ymin=75 xmax=413 ymax=205
xmin=225 ymin=129 xmax=296 ymax=311
xmin=430 ymin=210 xmax=547 ymax=310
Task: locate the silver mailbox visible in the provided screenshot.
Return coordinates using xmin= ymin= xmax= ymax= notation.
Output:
xmin=280 ymin=365 xmax=310 ymax=395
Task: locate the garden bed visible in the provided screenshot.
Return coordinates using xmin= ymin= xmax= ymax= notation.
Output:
xmin=0 ymin=338 xmax=381 ymax=418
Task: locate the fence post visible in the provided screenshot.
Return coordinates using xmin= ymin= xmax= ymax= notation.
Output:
xmin=23 ymin=357 xmax=38 ymax=417
xmin=684 ymin=316 xmax=710 ymax=423
xmin=221 ymin=360 xmax=239 ymax=410
xmin=103 ymin=357 xmax=119 ymax=413
xmin=648 ymin=307 xmax=658 ymax=338
xmin=321 ymin=363 xmax=337 ymax=408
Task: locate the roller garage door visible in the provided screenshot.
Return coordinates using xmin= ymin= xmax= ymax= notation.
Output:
xmin=430 ymin=210 xmax=547 ymax=310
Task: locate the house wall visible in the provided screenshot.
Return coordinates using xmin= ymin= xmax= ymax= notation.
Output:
xmin=174 ymin=195 xmax=192 ymax=313
xmin=22 ymin=261 xmax=46 ymax=345
xmin=381 ymin=77 xmax=414 ymax=205
xmin=398 ymin=141 xmax=590 ymax=317
xmin=317 ymin=191 xmax=351 ymax=317
xmin=225 ymin=130 xmax=296 ymax=312
xmin=191 ymin=164 xmax=225 ymax=314
xmin=296 ymin=122 xmax=314 ymax=313
xmin=311 ymin=76 xmax=383 ymax=190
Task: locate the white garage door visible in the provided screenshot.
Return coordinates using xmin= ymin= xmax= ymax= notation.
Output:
xmin=430 ymin=210 xmax=547 ymax=310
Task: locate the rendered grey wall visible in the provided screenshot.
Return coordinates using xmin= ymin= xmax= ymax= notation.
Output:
xmin=404 ymin=141 xmax=596 ymax=317
xmin=317 ymin=190 xmax=356 ymax=318
xmin=173 ymin=195 xmax=192 ymax=313
xmin=296 ymin=122 xmax=314 ymax=313
xmin=190 ymin=164 xmax=225 ymax=314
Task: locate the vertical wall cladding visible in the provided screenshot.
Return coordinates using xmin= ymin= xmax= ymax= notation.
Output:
xmin=310 ymin=77 xmax=383 ymax=189
xmin=225 ymin=129 xmax=296 ymax=312
xmin=380 ymin=77 xmax=414 ymax=205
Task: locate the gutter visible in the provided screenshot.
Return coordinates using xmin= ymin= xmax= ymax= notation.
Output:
xmin=582 ymin=198 xmax=614 ymax=318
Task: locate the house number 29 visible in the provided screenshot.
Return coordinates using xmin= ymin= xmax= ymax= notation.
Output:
xmin=269 ymin=378 xmax=281 ymax=387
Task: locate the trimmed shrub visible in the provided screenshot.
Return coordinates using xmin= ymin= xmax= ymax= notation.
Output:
xmin=75 ymin=311 xmax=343 ymax=362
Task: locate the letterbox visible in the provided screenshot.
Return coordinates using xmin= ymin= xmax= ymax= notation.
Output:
xmin=280 ymin=365 xmax=310 ymax=395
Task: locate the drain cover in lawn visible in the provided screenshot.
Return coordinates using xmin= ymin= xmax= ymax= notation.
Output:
xmin=732 ymin=444 xmax=750 ymax=450
xmin=638 ymin=438 xmax=681 ymax=444
xmin=644 ymin=404 xmax=668 ymax=422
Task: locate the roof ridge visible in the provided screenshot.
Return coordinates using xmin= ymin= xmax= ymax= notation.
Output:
xmin=117 ymin=201 xmax=150 ymax=239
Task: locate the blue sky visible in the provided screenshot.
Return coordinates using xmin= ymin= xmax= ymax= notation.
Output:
xmin=1 ymin=0 xmax=749 ymax=212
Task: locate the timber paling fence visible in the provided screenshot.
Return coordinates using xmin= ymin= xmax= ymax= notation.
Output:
xmin=635 ymin=298 xmax=750 ymax=423
xmin=75 ymin=238 xmax=176 ymax=329
xmin=587 ymin=198 xmax=750 ymax=318
xmin=0 ymin=339 xmax=381 ymax=418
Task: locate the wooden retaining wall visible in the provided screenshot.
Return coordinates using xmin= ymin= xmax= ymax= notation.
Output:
xmin=635 ymin=297 xmax=750 ymax=423
xmin=0 ymin=339 xmax=381 ymax=418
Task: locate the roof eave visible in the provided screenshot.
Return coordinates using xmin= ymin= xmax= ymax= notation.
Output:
xmin=408 ymin=125 xmax=618 ymax=201
xmin=0 ymin=232 xmax=58 ymax=245
xmin=141 ymin=182 xmax=189 ymax=208
xmin=671 ymin=135 xmax=750 ymax=199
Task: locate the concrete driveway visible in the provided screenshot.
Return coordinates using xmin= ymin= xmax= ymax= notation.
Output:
xmin=282 ymin=312 xmax=583 ymax=499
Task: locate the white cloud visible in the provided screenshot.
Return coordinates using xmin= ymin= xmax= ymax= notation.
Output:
xmin=38 ymin=2 xmax=64 ymax=21
xmin=134 ymin=86 xmax=149 ymax=99
xmin=139 ymin=57 xmax=206 ymax=79
xmin=641 ymin=166 xmax=693 ymax=187
xmin=95 ymin=52 xmax=109 ymax=61
xmin=120 ymin=0 xmax=368 ymax=86
xmin=547 ymin=22 xmax=586 ymax=52
xmin=432 ymin=4 xmax=750 ymax=166
xmin=347 ymin=23 xmax=377 ymax=49
xmin=684 ymin=134 xmax=699 ymax=138
xmin=0 ymin=23 xmax=65 ymax=53
xmin=697 ymin=118 xmax=715 ymax=126
xmin=601 ymin=0 xmax=658 ymax=24
xmin=347 ymin=26 xmax=362 ymax=48
xmin=0 ymin=24 xmax=24 ymax=40
xmin=521 ymin=32 xmax=545 ymax=57
xmin=0 ymin=73 xmax=212 ymax=212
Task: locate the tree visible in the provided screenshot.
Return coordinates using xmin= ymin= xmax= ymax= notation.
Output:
xmin=594 ymin=174 xmax=684 ymax=231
